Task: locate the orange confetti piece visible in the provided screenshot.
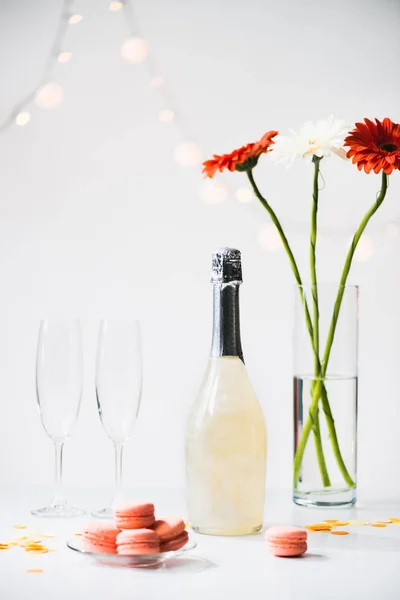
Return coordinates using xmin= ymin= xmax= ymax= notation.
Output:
xmin=26 ymin=569 xmax=44 ymax=574
xmin=371 ymin=523 xmax=386 ymax=528
xmin=331 ymin=531 xmax=349 ymax=536
xmin=0 ymin=545 xmax=10 ymax=550
xmin=13 ymin=525 xmax=27 ymax=530
xmin=324 ymin=520 xmax=339 ymax=523
xmin=305 ymin=524 xmax=332 ymax=532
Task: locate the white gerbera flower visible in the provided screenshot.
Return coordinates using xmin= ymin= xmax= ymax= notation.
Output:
xmin=270 ymin=115 xmax=349 ymax=167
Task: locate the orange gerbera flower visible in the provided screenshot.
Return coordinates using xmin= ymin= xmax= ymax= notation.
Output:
xmin=344 ymin=118 xmax=400 ymax=175
xmin=202 ymin=130 xmax=278 ymax=178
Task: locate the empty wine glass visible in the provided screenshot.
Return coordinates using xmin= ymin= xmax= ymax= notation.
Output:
xmin=32 ymin=319 xmax=85 ymax=518
xmin=92 ymin=319 xmax=142 ymax=518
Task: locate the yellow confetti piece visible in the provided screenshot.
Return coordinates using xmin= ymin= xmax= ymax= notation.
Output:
xmin=333 ymin=521 xmax=350 ymax=527
xmin=389 ymin=517 xmax=400 ymax=523
xmin=13 ymin=525 xmax=27 ymax=530
xmin=0 ymin=545 xmax=10 ymax=550
xmin=376 ymin=519 xmax=392 ymax=524
xmin=349 ymin=520 xmax=369 ymax=526
xmin=33 ymin=533 xmax=55 ymax=539
xmin=26 ymin=569 xmax=44 ymax=574
xmin=74 ymin=533 xmax=82 ymax=537
xmin=24 ymin=540 xmax=43 ymax=545
xmin=331 ymin=530 xmax=349 ymax=536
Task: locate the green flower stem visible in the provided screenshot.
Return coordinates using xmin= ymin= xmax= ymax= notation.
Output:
xmin=247 ymin=169 xmax=330 ymax=484
xmin=247 ymin=170 xmax=313 ymax=335
xmin=309 ymin=157 xmax=331 ymax=487
xmin=293 ymin=171 xmax=389 ymax=488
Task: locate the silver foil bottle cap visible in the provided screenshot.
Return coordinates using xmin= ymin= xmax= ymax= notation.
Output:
xmin=211 ymin=248 xmax=242 ymax=283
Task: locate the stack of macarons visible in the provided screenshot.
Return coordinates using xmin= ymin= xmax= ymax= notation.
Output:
xmin=82 ymin=501 xmax=189 ymax=556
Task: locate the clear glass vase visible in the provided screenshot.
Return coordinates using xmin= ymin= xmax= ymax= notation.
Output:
xmin=293 ymin=284 xmax=358 ymax=508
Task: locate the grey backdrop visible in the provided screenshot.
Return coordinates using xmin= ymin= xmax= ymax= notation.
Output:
xmin=0 ymin=0 xmax=399 ymax=500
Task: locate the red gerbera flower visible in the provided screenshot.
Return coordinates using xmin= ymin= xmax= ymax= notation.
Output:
xmin=202 ymin=130 xmax=278 ymax=178
xmin=344 ymin=118 xmax=400 ymax=175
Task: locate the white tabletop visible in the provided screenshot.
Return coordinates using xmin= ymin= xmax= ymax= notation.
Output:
xmin=1 ymin=487 xmax=399 ymax=600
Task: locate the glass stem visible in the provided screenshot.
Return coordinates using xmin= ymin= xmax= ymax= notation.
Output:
xmin=53 ymin=441 xmax=65 ymax=506
xmin=113 ymin=442 xmax=124 ymax=504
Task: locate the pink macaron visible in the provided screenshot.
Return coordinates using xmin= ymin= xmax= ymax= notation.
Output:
xmin=152 ymin=517 xmax=186 ymax=542
xmin=116 ymin=528 xmax=160 ymax=555
xmin=152 ymin=517 xmax=188 ymax=552
xmin=114 ymin=501 xmax=155 ymax=530
xmin=160 ymin=530 xmax=189 ymax=552
xmin=83 ymin=522 xmax=120 ymax=554
xmin=265 ymin=526 xmax=308 ymax=558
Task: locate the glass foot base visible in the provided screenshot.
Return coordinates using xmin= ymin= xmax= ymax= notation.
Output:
xmin=91 ymin=507 xmax=114 ymax=519
xmin=31 ymin=504 xmax=86 ymax=519
xmin=293 ymin=487 xmax=357 ymax=508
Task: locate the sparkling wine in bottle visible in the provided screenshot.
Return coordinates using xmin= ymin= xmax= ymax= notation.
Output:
xmin=185 ymin=248 xmax=267 ymax=535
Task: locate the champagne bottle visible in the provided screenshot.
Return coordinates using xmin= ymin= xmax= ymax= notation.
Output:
xmin=185 ymin=248 xmax=267 ymax=535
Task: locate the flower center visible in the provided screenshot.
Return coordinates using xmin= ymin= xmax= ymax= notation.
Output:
xmin=380 ymin=143 xmax=397 ymax=153
xmin=305 ymin=139 xmax=320 ymax=155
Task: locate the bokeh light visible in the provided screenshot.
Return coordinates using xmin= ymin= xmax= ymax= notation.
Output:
xmin=159 ymin=109 xmax=175 ymax=123
xmin=109 ymin=1 xmax=124 ymax=10
xmin=15 ymin=112 xmax=31 ymax=126
xmin=174 ymin=142 xmax=202 ymax=167
xmin=236 ymin=187 xmax=253 ymax=203
xmin=69 ymin=14 xmax=83 ymax=25
xmin=120 ymin=37 xmax=148 ymax=63
xmin=258 ymin=224 xmax=283 ymax=252
xmin=353 ymin=235 xmax=374 ymax=262
xmin=57 ymin=52 xmax=72 ymax=64
xmin=199 ymin=178 xmax=228 ymax=204
xmin=151 ymin=76 xmax=165 ymax=87
xmin=35 ymin=83 xmax=64 ymax=110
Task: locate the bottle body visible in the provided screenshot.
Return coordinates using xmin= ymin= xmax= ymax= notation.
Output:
xmin=185 ymin=249 xmax=266 ymax=535
xmin=186 ymin=356 xmax=267 ymax=535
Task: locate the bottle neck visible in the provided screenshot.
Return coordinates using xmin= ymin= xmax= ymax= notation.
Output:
xmin=210 ymin=282 xmax=244 ymax=362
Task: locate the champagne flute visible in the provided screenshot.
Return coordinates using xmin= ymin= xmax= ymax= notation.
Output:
xmin=92 ymin=319 xmax=142 ymax=518
xmin=32 ymin=319 xmax=85 ymax=518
